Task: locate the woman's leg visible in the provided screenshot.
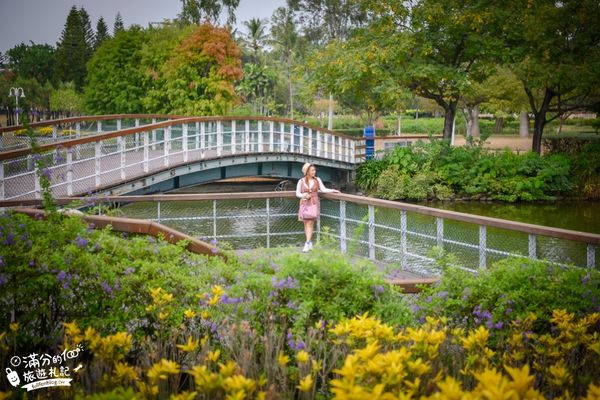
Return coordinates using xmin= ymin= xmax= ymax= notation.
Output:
xmin=306 ymin=220 xmax=314 ymax=242
xmin=304 ymin=220 xmax=311 ymax=242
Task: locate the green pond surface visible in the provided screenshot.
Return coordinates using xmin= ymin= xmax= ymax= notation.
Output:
xmin=417 ymin=200 xmax=600 ymax=235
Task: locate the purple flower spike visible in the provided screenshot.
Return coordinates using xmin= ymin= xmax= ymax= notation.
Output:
xmin=76 ymin=235 xmax=89 ymax=248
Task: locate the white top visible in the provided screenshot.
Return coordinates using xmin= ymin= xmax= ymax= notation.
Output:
xmin=296 ymin=177 xmax=336 ymax=199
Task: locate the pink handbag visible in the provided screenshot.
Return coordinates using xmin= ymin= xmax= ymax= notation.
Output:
xmin=300 ymin=200 xmax=318 ymax=219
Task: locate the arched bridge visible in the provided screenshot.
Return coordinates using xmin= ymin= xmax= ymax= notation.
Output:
xmin=0 ymin=114 xmax=366 ymax=200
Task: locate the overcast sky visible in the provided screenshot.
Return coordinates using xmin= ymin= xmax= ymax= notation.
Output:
xmin=0 ymin=0 xmax=285 ymax=54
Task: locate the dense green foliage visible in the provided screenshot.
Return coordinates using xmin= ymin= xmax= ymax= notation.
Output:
xmin=416 ymin=256 xmax=600 ymax=330
xmin=0 ymin=211 xmax=411 ymax=351
xmin=355 ymin=138 xmax=599 ymax=201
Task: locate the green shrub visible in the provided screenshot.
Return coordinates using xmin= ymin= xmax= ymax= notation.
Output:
xmin=360 ymin=138 xmax=578 ymax=201
xmin=415 ymin=257 xmax=600 ymax=332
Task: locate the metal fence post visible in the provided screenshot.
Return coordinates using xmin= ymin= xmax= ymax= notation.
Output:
xmin=340 ymin=200 xmax=347 ymax=253
xmin=213 ymin=200 xmax=217 ymax=241
xmin=479 ymin=225 xmax=487 ymax=269
xmin=400 ymin=210 xmax=407 ymax=269
xmin=157 ymin=201 xmax=161 ymax=224
xmin=200 ymin=122 xmax=205 ymax=159
xmin=257 ymin=121 xmax=263 ymax=152
xmin=97 ymin=121 xmax=102 ymax=133
xmin=269 ymin=121 xmax=274 ymax=152
xmin=528 ymin=234 xmax=536 ymax=259
xmin=142 ymin=131 xmax=149 ymax=173
xmin=151 ymin=118 xmax=157 ymax=150
xmin=316 ymin=131 xmax=321 ymax=157
xmin=245 ymin=120 xmax=250 ymax=152
xmin=299 ymin=125 xmax=303 ymax=153
xmin=95 ymin=141 xmax=101 ymax=187
xmin=436 ymin=217 xmax=444 ymax=248
xmin=195 ymin=121 xmax=200 ymax=150
xmin=118 ymin=135 xmax=126 ymax=180
xmin=134 ymin=118 xmax=140 ymax=149
xmin=231 ymin=120 xmax=236 ymax=155
xmin=116 ymin=119 xmax=121 ymax=131
xmin=75 ymin=122 xmax=80 ymax=138
xmin=66 ymin=147 xmax=73 ymax=196
xmin=217 ymin=121 xmax=222 ymax=157
xmin=280 ymin=122 xmax=285 ymax=152
xmin=308 ymin=128 xmax=313 ymax=156
xmin=587 ymin=244 xmax=595 ymax=268
xmin=368 ymin=204 xmax=375 ymax=260
xmin=182 ymin=123 xmax=188 ymax=162
xmin=164 ymin=126 xmax=170 ymax=167
xmin=266 ymin=198 xmax=271 ymax=248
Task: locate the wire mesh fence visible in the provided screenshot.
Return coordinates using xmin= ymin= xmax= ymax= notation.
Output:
xmin=72 ymin=193 xmax=598 ymax=275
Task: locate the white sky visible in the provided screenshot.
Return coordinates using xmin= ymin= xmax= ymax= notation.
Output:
xmin=0 ymin=0 xmax=285 ymax=53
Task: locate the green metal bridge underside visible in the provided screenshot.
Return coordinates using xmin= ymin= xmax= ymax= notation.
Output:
xmin=97 ymin=153 xmax=354 ymax=196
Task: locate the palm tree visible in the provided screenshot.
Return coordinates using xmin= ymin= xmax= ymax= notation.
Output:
xmin=242 ymin=18 xmax=268 ymax=63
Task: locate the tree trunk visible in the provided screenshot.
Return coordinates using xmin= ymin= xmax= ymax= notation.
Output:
xmin=397 ymin=114 xmax=402 ymax=135
xmin=519 ymin=111 xmax=529 ymax=137
xmin=462 ymin=108 xmax=473 ymax=137
xmin=327 ymin=93 xmax=333 ymax=130
xmin=530 ymin=88 xmax=554 ymax=154
xmin=493 ymin=117 xmax=504 ymax=134
xmin=532 ymin=113 xmax=546 ymax=154
xmin=442 ymin=102 xmax=458 ymax=140
xmin=471 ymin=105 xmax=480 ymax=138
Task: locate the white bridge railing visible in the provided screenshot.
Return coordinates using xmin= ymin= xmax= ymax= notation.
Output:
xmin=0 ymin=115 xmax=363 ymax=201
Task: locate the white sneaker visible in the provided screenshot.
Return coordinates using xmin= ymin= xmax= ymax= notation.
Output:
xmin=302 ymin=242 xmax=310 ymax=252
xmin=308 ymin=241 xmax=313 ymax=250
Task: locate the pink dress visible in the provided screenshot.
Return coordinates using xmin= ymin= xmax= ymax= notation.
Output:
xmin=297 ymin=179 xmax=319 ymax=221
xmin=296 ymin=177 xmax=336 ymax=221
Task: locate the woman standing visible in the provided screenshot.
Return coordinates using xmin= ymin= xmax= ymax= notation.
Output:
xmin=296 ymin=163 xmax=340 ymax=252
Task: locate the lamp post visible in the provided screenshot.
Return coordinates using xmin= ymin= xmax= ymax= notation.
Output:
xmin=9 ymin=87 xmax=25 ymax=125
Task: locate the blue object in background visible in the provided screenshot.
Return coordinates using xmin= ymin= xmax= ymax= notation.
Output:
xmin=364 ymin=126 xmax=375 ymax=160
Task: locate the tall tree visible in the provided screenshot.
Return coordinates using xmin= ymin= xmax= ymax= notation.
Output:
xmin=288 ymin=0 xmax=369 ymax=129
xmin=178 ymin=0 xmax=241 ymax=25
xmin=113 ymin=12 xmax=125 ymax=34
xmin=94 ymin=17 xmax=110 ymax=50
xmin=270 ymin=7 xmax=301 ymax=119
xmin=288 ymin=0 xmax=368 ymax=44
xmin=6 ymin=42 xmax=56 ymax=85
xmin=308 ymin=36 xmax=408 ymax=125
xmin=509 ymin=0 xmax=600 ymax=153
xmin=242 ymin=18 xmax=268 ymax=63
xmin=359 ymin=0 xmax=506 ymax=140
xmin=54 ymin=6 xmax=89 ymax=90
xmin=84 ymin=27 xmax=147 ymax=114
xmin=78 ymin=7 xmax=95 ymax=59
xmin=144 ymin=24 xmax=243 ymax=115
